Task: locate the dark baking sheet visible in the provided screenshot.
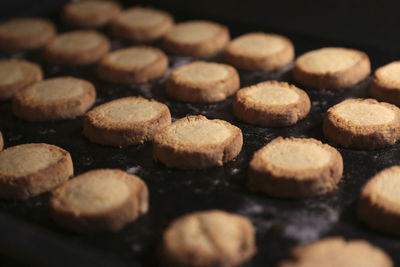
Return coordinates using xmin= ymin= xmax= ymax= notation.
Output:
xmin=2 ymin=2 xmax=400 ymax=267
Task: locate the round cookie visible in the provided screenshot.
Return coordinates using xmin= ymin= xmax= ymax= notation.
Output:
xmin=62 ymin=0 xmax=122 ymax=28
xmin=0 ymin=17 xmax=56 ymax=52
xmin=248 ymin=137 xmax=343 ymax=198
xmin=323 ymin=98 xmax=400 ymax=149
xmin=0 ymin=131 xmax=3 ymax=151
xmin=12 ymin=76 xmax=96 ymax=121
xmin=162 ymin=20 xmax=230 ymax=58
xmin=224 ymin=32 xmax=295 ymax=72
xmin=0 ymin=59 xmax=43 ymax=100
xmin=161 ymin=210 xmax=256 ymax=267
xmin=279 ymin=237 xmax=393 ymax=267
xmin=111 ymin=6 xmax=173 ymax=42
xmin=96 ymin=46 xmax=168 ymax=84
xmin=166 ymin=61 xmax=240 ymax=103
xmin=370 ymin=61 xmax=400 ymax=106
xmin=233 ymin=81 xmax=310 ymax=127
xmin=83 ymin=96 xmax=171 ymax=146
xmin=293 ymin=47 xmax=371 ymax=90
xmin=42 ymin=30 xmax=110 ymax=66
xmin=50 ymin=169 xmax=148 ymax=234
xmin=358 ymin=165 xmax=400 ymax=235
xmin=153 ymin=115 xmax=243 ymax=169
xmin=0 ymin=143 xmax=73 ymax=200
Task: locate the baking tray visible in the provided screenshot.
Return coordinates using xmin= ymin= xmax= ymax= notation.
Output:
xmin=1 ymin=2 xmax=400 ymax=266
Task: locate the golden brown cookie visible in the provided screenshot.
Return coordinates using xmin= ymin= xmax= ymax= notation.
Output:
xmin=0 ymin=143 xmax=73 ymax=200
xmin=248 ymin=137 xmax=343 ymax=198
xmin=111 ymin=6 xmax=173 ymax=42
xmin=224 ymin=32 xmax=295 ymax=72
xmin=83 ymin=96 xmax=171 ymax=146
xmin=233 ymin=81 xmax=310 ymax=127
xmin=12 ymin=76 xmax=96 ymax=121
xmin=323 ymin=98 xmax=400 ymax=149
xmin=370 ymin=61 xmax=400 ymax=106
xmin=62 ymin=0 xmax=122 ymax=28
xmin=279 ymin=237 xmax=393 ymax=267
xmin=166 ymin=61 xmax=240 ymax=103
xmin=42 ymin=30 xmax=110 ymax=66
xmin=162 ymin=20 xmax=230 ymax=58
xmin=161 ymin=210 xmax=256 ymax=267
xmin=153 ymin=115 xmax=242 ymax=169
xmin=0 ymin=59 xmax=43 ymax=100
xmin=0 ymin=17 xmax=56 ymax=52
xmin=293 ymin=47 xmax=371 ymax=90
xmin=358 ymin=165 xmax=400 ymax=235
xmin=50 ymin=169 xmax=148 ymax=234
xmin=0 ymin=131 xmax=3 ymax=151
xmin=96 ymin=46 xmax=168 ymax=83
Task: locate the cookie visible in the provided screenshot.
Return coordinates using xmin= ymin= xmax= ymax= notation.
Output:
xmin=0 ymin=143 xmax=73 ymax=200
xmin=358 ymin=165 xmax=400 ymax=235
xmin=224 ymin=32 xmax=295 ymax=72
xmin=83 ymin=96 xmax=171 ymax=146
xmin=0 ymin=131 xmax=3 ymax=151
xmin=62 ymin=0 xmax=122 ymax=28
xmin=50 ymin=169 xmax=148 ymax=234
xmin=42 ymin=30 xmax=110 ymax=66
xmin=279 ymin=237 xmax=393 ymax=267
xmin=166 ymin=61 xmax=240 ymax=103
xmin=153 ymin=115 xmax=242 ymax=169
xmin=293 ymin=47 xmax=371 ymax=90
xmin=323 ymin=98 xmax=400 ymax=149
xmin=248 ymin=137 xmax=343 ymax=198
xmin=96 ymin=46 xmax=168 ymax=84
xmin=0 ymin=17 xmax=56 ymax=52
xmin=161 ymin=210 xmax=256 ymax=267
xmin=111 ymin=6 xmax=173 ymax=42
xmin=162 ymin=20 xmax=230 ymax=58
xmin=370 ymin=61 xmax=400 ymax=106
xmin=12 ymin=76 xmax=96 ymax=121
xmin=0 ymin=59 xmax=43 ymax=100
xmin=233 ymin=81 xmax=310 ymax=127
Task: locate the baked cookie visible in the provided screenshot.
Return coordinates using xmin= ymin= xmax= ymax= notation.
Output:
xmin=83 ymin=96 xmax=171 ymax=146
xmin=293 ymin=47 xmax=371 ymax=90
xmin=224 ymin=32 xmax=294 ymax=72
xmin=111 ymin=6 xmax=173 ymax=42
xmin=233 ymin=81 xmax=310 ymax=127
xmin=323 ymin=98 xmax=400 ymax=149
xmin=166 ymin=61 xmax=240 ymax=103
xmin=12 ymin=76 xmax=96 ymax=121
xmin=153 ymin=115 xmax=242 ymax=169
xmin=162 ymin=20 xmax=230 ymax=58
xmin=279 ymin=237 xmax=393 ymax=267
xmin=358 ymin=165 xmax=400 ymax=235
xmin=161 ymin=210 xmax=256 ymax=267
xmin=0 ymin=143 xmax=73 ymax=200
xmin=62 ymin=0 xmax=122 ymax=28
xmin=50 ymin=169 xmax=148 ymax=234
xmin=0 ymin=131 xmax=3 ymax=151
xmin=370 ymin=61 xmax=400 ymax=106
xmin=0 ymin=17 xmax=56 ymax=52
xmin=42 ymin=30 xmax=110 ymax=66
xmin=0 ymin=59 xmax=43 ymax=100
xmin=96 ymin=46 xmax=168 ymax=84
xmin=248 ymin=137 xmax=343 ymax=198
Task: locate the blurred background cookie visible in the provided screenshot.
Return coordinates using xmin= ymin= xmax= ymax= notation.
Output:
xmin=96 ymin=46 xmax=168 ymax=83
xmin=0 ymin=59 xmax=43 ymax=100
xmin=224 ymin=32 xmax=294 ymax=72
xmin=42 ymin=30 xmax=110 ymax=66
xmin=12 ymin=76 xmax=96 ymax=121
xmin=370 ymin=61 xmax=400 ymax=106
xmin=293 ymin=47 xmax=371 ymax=90
xmin=0 ymin=131 xmax=3 ymax=151
xmin=62 ymin=0 xmax=122 ymax=29
xmin=111 ymin=6 xmax=173 ymax=42
xmin=162 ymin=20 xmax=230 ymax=58
xmin=166 ymin=61 xmax=239 ymax=103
